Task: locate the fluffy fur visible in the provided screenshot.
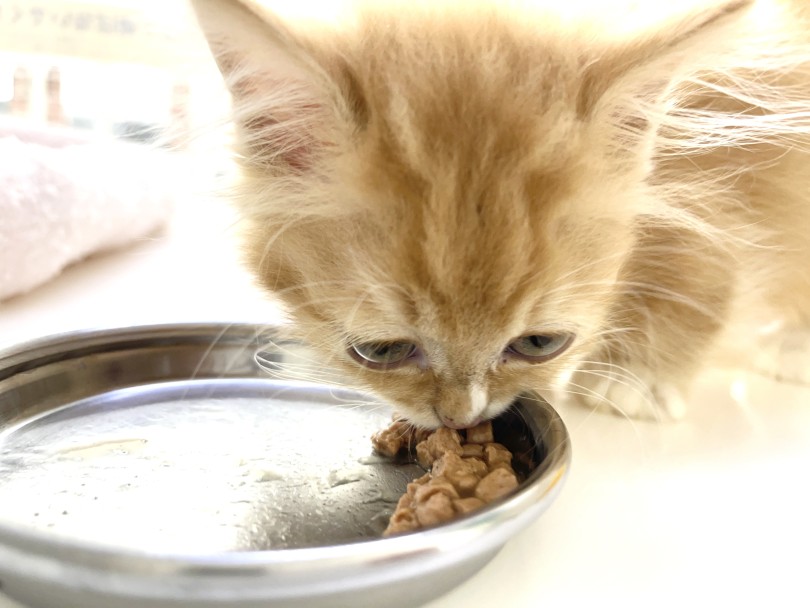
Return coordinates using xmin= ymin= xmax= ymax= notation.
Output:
xmin=191 ymin=0 xmax=810 ymax=427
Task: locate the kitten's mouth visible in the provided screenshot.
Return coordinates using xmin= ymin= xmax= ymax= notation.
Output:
xmin=440 ymin=416 xmax=483 ymax=430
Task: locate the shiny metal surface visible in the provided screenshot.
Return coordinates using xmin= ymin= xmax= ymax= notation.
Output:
xmin=0 ymin=324 xmax=570 ymax=608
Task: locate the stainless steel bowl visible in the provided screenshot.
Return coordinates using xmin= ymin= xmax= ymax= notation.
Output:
xmin=0 ymin=323 xmax=570 ymax=608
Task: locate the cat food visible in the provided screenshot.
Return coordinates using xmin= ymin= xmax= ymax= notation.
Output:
xmin=370 ymin=419 xmax=431 ymax=458
xmin=372 ymin=419 xmax=519 ymax=536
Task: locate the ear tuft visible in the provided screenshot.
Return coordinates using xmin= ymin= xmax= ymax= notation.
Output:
xmin=578 ymin=0 xmax=755 ymax=117
xmin=576 ymin=0 xmax=756 ymax=164
xmin=190 ymin=0 xmax=360 ymax=173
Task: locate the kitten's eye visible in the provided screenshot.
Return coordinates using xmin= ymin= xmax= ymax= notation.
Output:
xmin=505 ymin=333 xmax=573 ymax=363
xmin=348 ymin=341 xmax=419 ymax=370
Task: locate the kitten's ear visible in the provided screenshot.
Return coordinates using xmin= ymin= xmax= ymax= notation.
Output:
xmin=579 ymin=0 xmax=754 ymax=159
xmin=190 ymin=0 xmax=364 ymax=172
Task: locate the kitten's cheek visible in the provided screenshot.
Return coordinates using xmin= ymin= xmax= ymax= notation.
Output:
xmin=481 ymin=397 xmax=515 ymax=421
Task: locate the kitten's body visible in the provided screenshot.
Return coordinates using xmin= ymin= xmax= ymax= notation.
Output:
xmin=192 ymin=0 xmax=810 ymax=427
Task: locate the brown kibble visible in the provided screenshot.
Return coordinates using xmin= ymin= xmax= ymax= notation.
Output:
xmin=461 ymin=443 xmax=484 ymax=458
xmin=452 ymin=497 xmax=486 ymax=514
xmin=371 ymin=426 xmax=403 ymax=458
xmin=395 ymin=492 xmax=413 ymax=511
xmin=455 ymin=475 xmax=480 ymax=496
xmin=475 ymin=468 xmax=519 ymax=502
xmin=432 ymin=452 xmax=475 ymax=479
xmin=432 ymin=453 xmax=482 ymax=495
xmin=490 ymin=462 xmax=517 ymax=475
xmin=371 ymin=420 xmax=409 ymax=457
xmin=372 ymin=419 xmax=433 ymax=457
xmin=465 ymin=421 xmax=494 ymax=444
xmin=384 ymin=507 xmax=420 ymax=535
xmin=413 ymin=477 xmax=460 ymax=502
xmin=377 ymin=418 xmax=523 ymax=536
xmin=417 ymin=427 xmax=463 ymax=468
xmin=415 ymin=492 xmax=455 ymax=527
xmin=426 ymin=427 xmax=463 ymax=457
xmin=483 ymin=442 xmax=513 ymax=468
xmin=415 ymin=441 xmax=433 ymax=468
xmin=463 ymin=456 xmax=488 ymax=478
xmin=405 ymin=473 xmax=431 ymax=497
xmin=407 ymin=427 xmax=432 ymax=447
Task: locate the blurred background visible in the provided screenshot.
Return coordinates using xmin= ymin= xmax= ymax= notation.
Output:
xmin=0 ymin=0 xmax=363 ymax=341
xmin=0 ymin=0 xmax=227 ymax=148
xmin=1 ymin=0 xmax=708 ymax=161
xmin=0 ymin=0 xmax=359 ymax=151
xmin=0 ymin=0 xmax=701 ymax=146
xmin=0 ymin=0 xmax=238 ymax=169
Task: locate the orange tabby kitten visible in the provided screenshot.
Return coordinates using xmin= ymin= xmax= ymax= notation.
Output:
xmin=191 ymin=0 xmax=810 ymax=428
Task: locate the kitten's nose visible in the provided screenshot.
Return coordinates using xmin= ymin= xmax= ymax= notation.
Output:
xmin=436 ymin=383 xmax=488 ymax=428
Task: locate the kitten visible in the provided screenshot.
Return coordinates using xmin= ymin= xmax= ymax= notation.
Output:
xmin=191 ymin=0 xmax=810 ymax=428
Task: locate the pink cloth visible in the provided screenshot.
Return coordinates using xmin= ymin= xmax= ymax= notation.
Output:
xmin=0 ymin=119 xmax=177 ymax=301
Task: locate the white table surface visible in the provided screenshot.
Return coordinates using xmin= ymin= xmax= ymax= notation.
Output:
xmin=1 ymin=195 xmax=809 ymax=608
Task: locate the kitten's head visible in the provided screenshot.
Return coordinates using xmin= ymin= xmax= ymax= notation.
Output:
xmin=192 ymin=0 xmax=752 ymax=427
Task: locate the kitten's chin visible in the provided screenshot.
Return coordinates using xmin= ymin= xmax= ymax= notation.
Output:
xmin=440 ymin=417 xmax=483 ymax=430
xmin=398 ymin=407 xmax=482 ymax=430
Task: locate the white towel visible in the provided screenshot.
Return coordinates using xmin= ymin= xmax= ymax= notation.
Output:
xmin=0 ymin=120 xmax=177 ymax=301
